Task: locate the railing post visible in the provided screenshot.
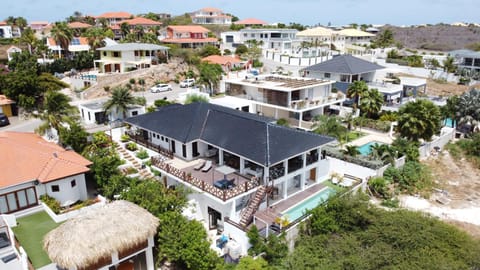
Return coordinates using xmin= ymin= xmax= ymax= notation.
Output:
xmin=245 ymin=182 xmax=248 ymax=192
xmin=201 ymin=181 xmax=205 ymax=190
xmin=223 ymin=190 xmax=226 ymax=201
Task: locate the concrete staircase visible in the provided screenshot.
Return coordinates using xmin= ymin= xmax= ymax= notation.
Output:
xmin=239 ymin=186 xmax=267 ymax=227
xmin=115 ymin=143 xmax=154 ymax=179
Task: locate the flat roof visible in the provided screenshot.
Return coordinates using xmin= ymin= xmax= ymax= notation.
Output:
xmin=226 ymin=75 xmax=334 ymax=91
xmin=80 ymin=101 xmax=142 ymax=111
xmin=399 ymin=77 xmax=427 ymax=87
xmin=368 ymin=83 xmax=403 ymax=94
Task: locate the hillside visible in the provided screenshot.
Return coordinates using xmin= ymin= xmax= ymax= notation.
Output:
xmin=386 ymin=24 xmax=480 ymax=51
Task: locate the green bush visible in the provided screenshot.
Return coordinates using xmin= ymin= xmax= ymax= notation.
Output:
xmin=276 ymin=118 xmax=289 ymax=127
xmin=129 ymin=78 xmax=136 ymax=84
xmin=154 ymin=99 xmax=173 ymax=107
xmin=40 ymin=194 xmax=61 ymax=214
xmin=120 ymin=134 xmax=130 ymax=142
xmin=126 ymin=142 xmax=138 ymax=151
xmin=136 ymin=149 xmax=149 ymax=159
xmin=138 ymin=78 xmax=145 ymax=85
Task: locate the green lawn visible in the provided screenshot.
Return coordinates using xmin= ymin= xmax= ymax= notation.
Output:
xmin=12 ymin=211 xmax=60 ymax=268
xmin=339 ymin=130 xmax=365 ymax=144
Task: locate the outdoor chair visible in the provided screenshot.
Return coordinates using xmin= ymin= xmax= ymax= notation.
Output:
xmin=227 ymin=179 xmax=236 ymax=189
xmin=202 ymin=160 xmax=212 ymax=172
xmin=194 ymin=160 xmax=206 ymax=171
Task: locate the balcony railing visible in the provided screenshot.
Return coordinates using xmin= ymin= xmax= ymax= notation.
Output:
xmin=290 ymin=93 xmax=345 ymax=110
xmin=126 ymin=131 xmax=174 ymax=159
xmin=151 ymin=156 xmax=259 ymax=201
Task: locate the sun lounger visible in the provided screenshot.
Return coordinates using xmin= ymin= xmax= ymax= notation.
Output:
xmin=201 ymin=160 xmax=212 ymax=172
xmin=194 ymin=161 xmax=206 ymax=171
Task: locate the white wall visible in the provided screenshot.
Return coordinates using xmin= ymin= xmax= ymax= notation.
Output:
xmin=43 ymin=174 xmax=88 ymax=206
xmin=0 ymin=25 xmax=13 ymax=38
xmin=327 ymin=157 xmax=376 ymax=180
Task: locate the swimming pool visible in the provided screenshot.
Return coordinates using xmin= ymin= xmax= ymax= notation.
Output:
xmin=357 ymin=141 xmax=384 ymax=156
xmin=282 ymin=187 xmax=336 ymax=222
xmin=444 ymin=118 xmax=455 ymax=128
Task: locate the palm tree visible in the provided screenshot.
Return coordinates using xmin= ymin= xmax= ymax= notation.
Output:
xmin=85 ymin=27 xmax=107 ymax=50
xmin=312 ymin=115 xmax=347 ymax=142
xmin=397 ymin=99 xmax=441 ymax=141
xmin=197 ymin=62 xmax=223 ymax=95
xmin=347 ymin=80 xmax=368 ymax=113
xmin=35 ymin=90 xmax=78 ymax=141
xmin=120 ymin=22 xmax=130 ymax=39
xmin=50 ymin=22 xmax=73 ymax=58
xmin=360 ymin=88 xmax=384 ymax=118
xmin=18 ymin=27 xmax=38 ymax=54
xmin=343 ymin=145 xmax=360 ymax=157
xmin=456 ymin=89 xmax=480 ymax=132
xmin=103 ymin=86 xmax=136 ymax=120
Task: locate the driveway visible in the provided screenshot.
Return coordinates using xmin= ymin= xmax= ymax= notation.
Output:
xmin=0 ymin=116 xmax=42 ymax=133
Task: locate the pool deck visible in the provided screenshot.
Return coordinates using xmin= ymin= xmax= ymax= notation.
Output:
xmin=254 ymin=182 xmax=327 ymax=225
xmin=347 ymin=128 xmax=393 ymax=147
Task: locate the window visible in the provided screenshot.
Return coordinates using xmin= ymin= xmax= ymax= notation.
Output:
xmin=103 ymin=52 xmax=107 ymax=57
xmin=71 ymin=38 xmax=80 ymax=45
xmin=51 ymin=185 xmax=60 ymax=192
xmin=134 ymin=50 xmax=139 ymax=56
xmin=161 ymin=136 xmax=164 ymax=141
xmin=0 ymin=187 xmax=38 ymax=214
xmin=113 ymin=51 xmax=121 ymax=57
xmin=165 ymin=138 xmax=169 ymax=142
xmin=226 ymin=35 xmax=234 ymax=43
xmin=324 ymin=73 xmax=331 ymax=78
xmin=71 ymin=180 xmax=76 ymax=187
xmin=131 ymin=111 xmax=138 ymax=116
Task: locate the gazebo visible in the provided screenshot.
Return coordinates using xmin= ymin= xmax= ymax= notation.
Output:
xmin=44 ymin=201 xmax=159 ymax=270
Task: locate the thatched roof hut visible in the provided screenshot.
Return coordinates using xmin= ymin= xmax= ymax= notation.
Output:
xmin=44 ymin=200 xmax=159 ymax=270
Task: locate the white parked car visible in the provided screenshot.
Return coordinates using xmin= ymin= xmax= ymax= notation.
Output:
xmin=150 ymin=84 xmax=172 ymax=93
xmin=180 ymin=78 xmax=195 ymax=88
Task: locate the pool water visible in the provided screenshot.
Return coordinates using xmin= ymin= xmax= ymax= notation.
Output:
xmin=357 ymin=141 xmax=384 ymax=156
xmin=444 ymin=118 xmax=455 ymax=128
xmin=282 ymin=187 xmax=336 ymax=222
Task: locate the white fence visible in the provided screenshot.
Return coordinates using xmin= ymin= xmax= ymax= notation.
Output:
xmin=419 ymin=127 xmax=455 ymax=159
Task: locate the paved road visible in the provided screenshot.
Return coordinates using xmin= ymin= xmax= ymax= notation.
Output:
xmin=0 ymin=117 xmax=42 ymax=133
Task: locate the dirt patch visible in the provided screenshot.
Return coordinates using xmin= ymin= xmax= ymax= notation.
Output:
xmin=445 ymin=220 xmax=480 ymax=239
xmin=395 ymin=72 xmax=478 ymax=97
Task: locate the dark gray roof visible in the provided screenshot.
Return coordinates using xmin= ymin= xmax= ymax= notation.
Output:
xmin=125 ymin=103 xmax=334 ymax=166
xmin=302 ymin=55 xmax=385 ymax=74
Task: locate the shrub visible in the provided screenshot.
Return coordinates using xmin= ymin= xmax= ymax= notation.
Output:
xmin=276 ymin=118 xmax=289 ymax=127
xmin=136 ymin=149 xmax=149 ymax=159
xmin=154 ymin=99 xmax=173 ymax=107
xmin=126 ymin=142 xmax=138 ymax=151
xmin=104 ymin=86 xmax=110 ymax=92
xmin=129 ymin=78 xmax=136 ymax=84
xmin=138 ymin=78 xmax=145 ymax=85
xmin=120 ymin=134 xmax=130 ymax=142
xmin=40 ymin=194 xmax=61 ymax=214
xmin=381 ymin=197 xmax=399 ymax=208
xmin=124 ymin=166 xmax=138 ymax=175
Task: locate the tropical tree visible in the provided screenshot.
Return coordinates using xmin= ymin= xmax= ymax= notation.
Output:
xmin=198 ymin=45 xmax=220 ymax=57
xmin=443 ymin=56 xmax=457 ymax=73
xmin=120 ymin=22 xmax=130 ymax=39
xmin=360 ymin=88 xmax=384 ymax=118
xmin=184 ymin=94 xmax=209 ymax=104
xmin=103 ymin=86 xmax=136 ymax=120
xmin=84 ymin=27 xmax=111 ymax=50
xmin=17 ymin=27 xmax=38 ymax=54
xmin=35 ymin=90 xmax=78 ymax=140
xmin=312 ymin=115 xmax=347 ymax=142
xmin=58 ymin=119 xmax=88 ymax=153
xmin=343 ymin=145 xmax=360 ymax=157
xmin=347 ymin=80 xmax=368 ymax=112
xmin=456 ymin=88 xmax=480 ymax=132
xmin=197 ymin=62 xmax=223 ymax=94
xmin=373 ymin=28 xmax=395 ymax=48
xmin=397 ymin=99 xmax=441 ymax=141
xmin=50 ymin=22 xmax=73 ymax=58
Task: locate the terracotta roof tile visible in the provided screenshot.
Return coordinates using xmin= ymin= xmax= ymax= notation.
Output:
xmin=234 ymin=18 xmax=268 ymax=25
xmin=97 ymin=12 xmax=133 ymax=19
xmin=202 ymin=55 xmax=243 ymax=65
xmin=120 ymin=17 xmax=162 ymax=26
xmin=199 ymin=7 xmax=223 ymax=13
xmin=167 ymin=25 xmax=210 ymax=33
xmin=0 ymin=132 xmax=92 ymax=189
xmin=68 ymin=22 xmax=93 ymax=29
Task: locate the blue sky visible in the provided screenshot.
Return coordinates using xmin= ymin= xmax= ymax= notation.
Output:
xmin=1 ymin=0 xmax=478 ymax=26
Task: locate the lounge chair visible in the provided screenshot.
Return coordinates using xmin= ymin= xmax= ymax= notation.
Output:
xmin=227 ymin=179 xmax=236 ymax=189
xmin=194 ymin=160 xmax=206 ymax=171
xmin=201 ymin=160 xmax=212 ymax=172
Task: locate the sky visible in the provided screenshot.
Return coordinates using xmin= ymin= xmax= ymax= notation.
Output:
xmin=1 ymin=0 xmax=478 ymax=27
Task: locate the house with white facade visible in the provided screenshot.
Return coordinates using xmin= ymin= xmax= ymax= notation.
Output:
xmin=334 ymin=28 xmax=375 ymax=53
xmin=224 ymin=75 xmax=344 ymax=130
xmin=221 ymin=28 xmax=298 ymax=54
xmin=159 ymin=25 xmax=218 ymax=49
xmin=302 ymin=54 xmax=385 ymax=93
xmin=0 ymin=215 xmax=27 ymax=270
xmin=449 ymin=49 xmax=480 ymax=73
xmin=191 ymin=7 xmax=232 ymax=25
xmin=0 ymin=132 xmax=92 ymax=214
xmin=123 ymin=102 xmax=336 ymax=253
xmin=78 ymin=100 xmax=145 ymax=125
xmin=0 ymin=22 xmax=13 ymax=39
xmin=94 ymin=43 xmax=169 ymax=73
xmin=95 ymin=11 xmax=133 ymax=26
xmin=296 ymin=26 xmax=335 ymax=57
xmin=46 ymin=37 xmax=90 ymax=57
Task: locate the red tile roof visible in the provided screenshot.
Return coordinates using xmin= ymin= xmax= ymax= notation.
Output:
xmin=120 ymin=17 xmax=162 ymax=26
xmin=48 ymin=37 xmax=89 ymax=46
xmin=167 ymin=25 xmax=210 ymax=33
xmin=234 ymin=18 xmax=268 ymax=25
xmin=202 ymin=55 xmax=243 ymax=65
xmin=0 ymin=132 xmax=92 ymax=189
xmin=199 ymin=7 xmax=223 ymax=13
xmin=68 ymin=22 xmax=93 ymax=29
xmin=161 ymin=37 xmax=218 ymax=44
xmin=97 ymin=12 xmax=133 ymax=19
xmin=29 ymin=21 xmax=49 ymax=25
xmin=0 ymin=21 xmax=7 ymax=26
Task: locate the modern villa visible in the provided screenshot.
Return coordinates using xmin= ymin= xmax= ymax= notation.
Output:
xmin=159 ymin=25 xmax=218 ymax=49
xmin=123 ymin=103 xmax=336 ymax=253
xmin=223 ymin=75 xmax=345 ymax=130
xmin=221 ymin=28 xmax=298 ymax=54
xmin=94 ymin=43 xmax=169 ymax=73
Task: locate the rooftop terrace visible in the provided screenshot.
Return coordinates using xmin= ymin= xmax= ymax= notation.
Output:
xmin=227 ymin=75 xmax=333 ymax=91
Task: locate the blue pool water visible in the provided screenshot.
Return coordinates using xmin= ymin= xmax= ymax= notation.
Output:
xmin=357 ymin=141 xmax=384 ymax=156
xmin=282 ymin=187 xmax=336 ymax=222
xmin=444 ymin=118 xmax=455 ymax=128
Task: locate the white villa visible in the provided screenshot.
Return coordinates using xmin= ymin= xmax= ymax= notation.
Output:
xmin=221 ymin=28 xmax=299 ymax=54
xmin=223 ymin=75 xmax=345 ymax=130
xmin=78 ymin=100 xmax=145 ymax=125
xmin=191 ymin=7 xmax=232 ymax=25
xmin=0 ymin=132 xmax=92 ymax=214
xmin=94 ymin=43 xmax=169 ymax=73
xmin=123 ymin=102 xmax=338 ymax=254
xmin=0 ymin=22 xmax=13 ymax=39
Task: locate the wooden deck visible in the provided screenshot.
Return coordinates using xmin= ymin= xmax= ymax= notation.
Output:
xmin=254 ymin=182 xmax=327 ymax=225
